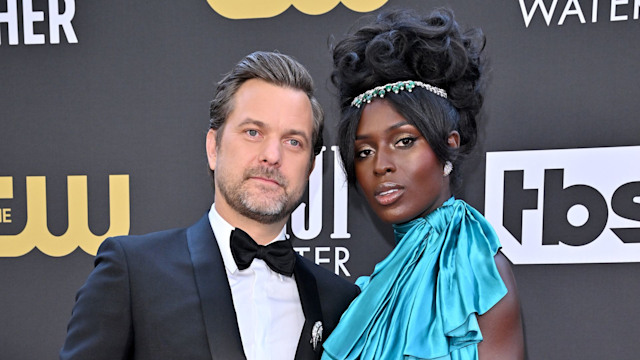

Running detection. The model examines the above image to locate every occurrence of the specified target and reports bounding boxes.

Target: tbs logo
[485,146,640,264]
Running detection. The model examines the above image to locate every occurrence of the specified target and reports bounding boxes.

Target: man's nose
[259,139,282,166]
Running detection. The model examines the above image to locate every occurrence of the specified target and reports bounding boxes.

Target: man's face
[207,78,315,225]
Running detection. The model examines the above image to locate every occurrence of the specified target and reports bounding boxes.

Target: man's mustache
[243,167,288,187]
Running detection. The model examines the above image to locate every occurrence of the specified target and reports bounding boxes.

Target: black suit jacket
[60,215,359,360]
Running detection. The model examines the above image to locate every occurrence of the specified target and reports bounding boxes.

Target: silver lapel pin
[310,321,323,351]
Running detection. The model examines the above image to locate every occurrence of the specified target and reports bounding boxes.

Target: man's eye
[247,129,258,137]
[287,139,302,147]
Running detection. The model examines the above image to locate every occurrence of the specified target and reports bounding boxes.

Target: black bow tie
[230,228,296,277]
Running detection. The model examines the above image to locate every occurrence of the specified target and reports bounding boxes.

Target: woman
[322,8,524,360]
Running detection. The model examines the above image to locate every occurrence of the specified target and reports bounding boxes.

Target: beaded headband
[350,80,447,109]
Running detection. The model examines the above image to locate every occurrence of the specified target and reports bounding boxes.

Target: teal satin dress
[322,198,507,360]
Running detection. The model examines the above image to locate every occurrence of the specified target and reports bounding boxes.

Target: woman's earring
[443,161,453,177]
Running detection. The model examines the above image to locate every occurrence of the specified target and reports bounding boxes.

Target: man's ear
[447,131,461,149]
[206,129,218,171]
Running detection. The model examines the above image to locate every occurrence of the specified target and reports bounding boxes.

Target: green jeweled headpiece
[350,80,447,109]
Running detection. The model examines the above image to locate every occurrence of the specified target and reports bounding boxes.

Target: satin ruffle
[322,198,507,360]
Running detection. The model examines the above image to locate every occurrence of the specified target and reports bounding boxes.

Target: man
[60,51,359,360]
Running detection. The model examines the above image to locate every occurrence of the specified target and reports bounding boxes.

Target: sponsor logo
[0,175,129,257]
[291,146,352,276]
[0,148,353,274]
[518,0,640,27]
[0,0,77,45]
[205,0,387,20]
[0,149,353,274]
[485,146,640,264]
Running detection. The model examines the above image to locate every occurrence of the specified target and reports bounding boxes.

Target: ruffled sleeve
[429,201,506,357]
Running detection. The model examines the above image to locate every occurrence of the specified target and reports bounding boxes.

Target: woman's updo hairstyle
[331,8,486,191]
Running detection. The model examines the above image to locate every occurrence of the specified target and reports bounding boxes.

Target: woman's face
[354,99,453,224]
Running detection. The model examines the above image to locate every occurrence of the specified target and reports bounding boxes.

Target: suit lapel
[293,256,324,360]
[187,215,246,360]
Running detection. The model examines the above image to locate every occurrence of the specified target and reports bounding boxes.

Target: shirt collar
[208,203,288,274]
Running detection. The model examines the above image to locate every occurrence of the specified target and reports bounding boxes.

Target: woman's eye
[356,149,373,158]
[396,137,416,147]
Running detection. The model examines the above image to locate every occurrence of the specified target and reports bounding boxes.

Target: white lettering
[519,0,559,27]
[0,0,19,45]
[330,146,351,239]
[314,247,331,265]
[291,147,325,240]
[334,247,350,276]
[611,0,629,20]
[0,0,76,46]
[559,0,587,24]
[520,0,639,26]
[22,0,45,45]
[49,0,77,44]
[293,246,351,276]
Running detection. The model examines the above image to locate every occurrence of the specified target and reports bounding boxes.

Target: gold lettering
[1,209,10,223]
[206,0,387,19]
[0,175,130,257]
[0,177,14,224]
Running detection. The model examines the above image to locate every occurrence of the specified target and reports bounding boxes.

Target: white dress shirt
[209,204,305,360]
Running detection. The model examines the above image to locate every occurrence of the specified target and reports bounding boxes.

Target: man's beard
[216,166,306,224]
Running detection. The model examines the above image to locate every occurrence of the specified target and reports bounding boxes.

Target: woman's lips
[374,183,405,206]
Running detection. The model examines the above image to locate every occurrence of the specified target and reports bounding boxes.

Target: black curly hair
[331,8,486,192]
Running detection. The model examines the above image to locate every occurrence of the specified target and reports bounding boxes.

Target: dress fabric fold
[322,198,507,360]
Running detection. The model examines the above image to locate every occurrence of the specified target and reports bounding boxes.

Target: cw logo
[206,0,387,19]
[0,175,130,257]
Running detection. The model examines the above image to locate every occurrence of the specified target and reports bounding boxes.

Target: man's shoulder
[105,226,188,250]
[100,214,210,255]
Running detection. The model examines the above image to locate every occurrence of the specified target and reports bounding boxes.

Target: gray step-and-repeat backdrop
[2,0,639,359]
